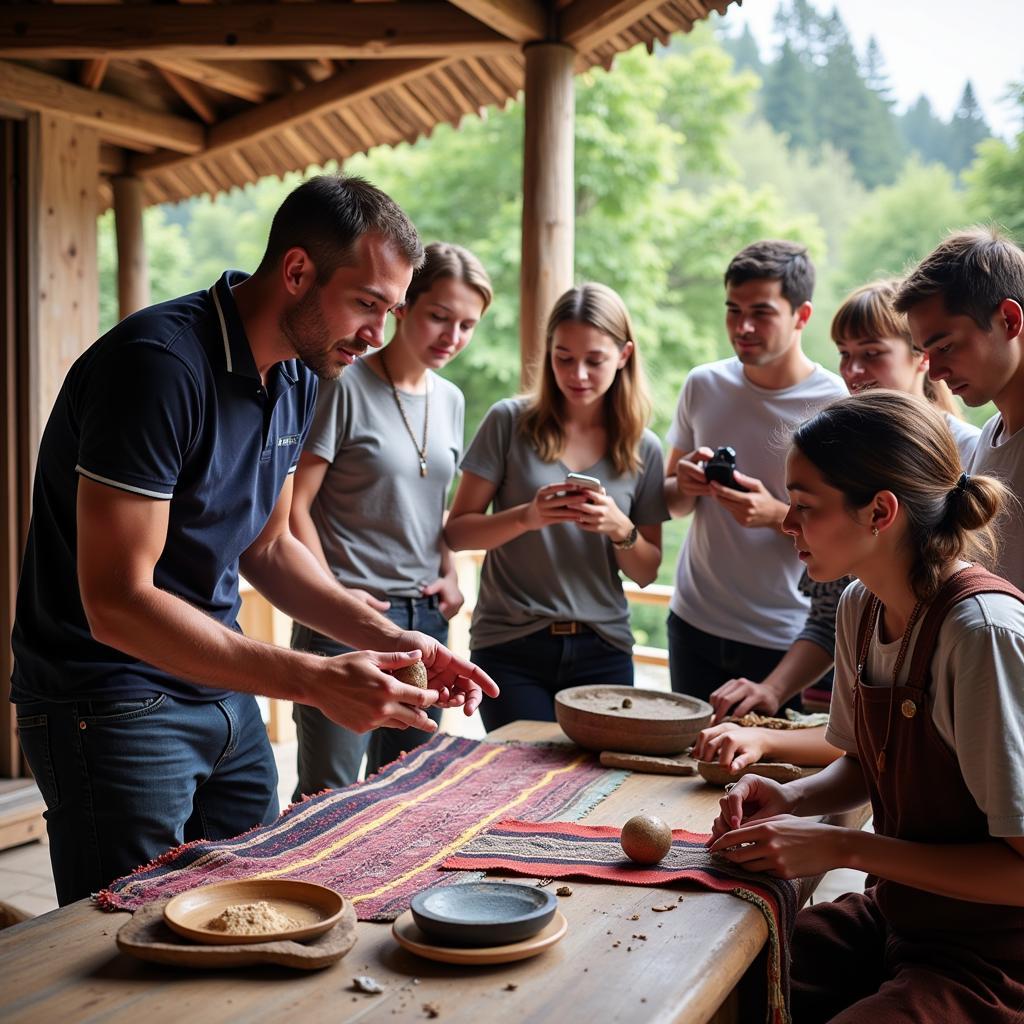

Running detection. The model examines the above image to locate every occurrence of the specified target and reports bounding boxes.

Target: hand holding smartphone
[565,472,602,492]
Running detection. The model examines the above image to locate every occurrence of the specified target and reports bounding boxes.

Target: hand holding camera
[703,446,750,493]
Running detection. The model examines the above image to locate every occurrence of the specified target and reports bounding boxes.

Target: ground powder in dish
[206,900,301,935]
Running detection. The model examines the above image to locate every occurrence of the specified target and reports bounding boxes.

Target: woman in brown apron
[708,390,1024,1022]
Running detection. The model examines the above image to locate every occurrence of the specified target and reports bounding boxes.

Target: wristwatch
[612,523,639,550]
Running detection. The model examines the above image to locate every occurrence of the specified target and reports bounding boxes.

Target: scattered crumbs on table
[632,933,647,940]
[678,895,685,902]
[412,978,420,985]
[556,886,573,897]
[353,976,385,994]
[536,877,553,887]
[612,941,621,948]
[651,904,677,912]
[423,1003,441,1018]
[504,983,518,991]
[626,946,633,952]
[629,913,640,921]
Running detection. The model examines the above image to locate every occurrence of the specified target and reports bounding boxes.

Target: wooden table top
[0,721,835,1024]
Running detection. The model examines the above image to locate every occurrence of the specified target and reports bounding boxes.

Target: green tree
[762,40,816,150]
[948,81,992,174]
[964,84,1024,241]
[900,95,948,165]
[837,159,967,292]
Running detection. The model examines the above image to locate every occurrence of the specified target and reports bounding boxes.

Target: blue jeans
[472,627,634,732]
[290,596,447,797]
[667,611,798,709]
[15,691,278,906]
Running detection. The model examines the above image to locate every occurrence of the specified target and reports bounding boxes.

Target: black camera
[704,446,748,492]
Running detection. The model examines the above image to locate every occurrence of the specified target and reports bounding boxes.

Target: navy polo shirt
[11,271,318,703]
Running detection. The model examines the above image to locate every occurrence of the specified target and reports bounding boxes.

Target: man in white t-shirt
[896,228,1024,587]
[664,240,847,702]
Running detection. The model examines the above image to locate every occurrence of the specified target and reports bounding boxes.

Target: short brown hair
[792,390,1007,601]
[894,227,1024,329]
[257,174,423,283]
[725,240,815,309]
[405,242,493,314]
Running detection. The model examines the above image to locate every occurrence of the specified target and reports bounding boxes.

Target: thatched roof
[0,1,739,207]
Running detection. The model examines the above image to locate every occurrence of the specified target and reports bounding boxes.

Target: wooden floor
[0,665,867,922]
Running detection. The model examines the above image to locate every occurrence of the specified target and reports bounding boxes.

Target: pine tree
[863,36,895,107]
[900,95,947,164]
[763,40,816,150]
[721,24,763,77]
[948,81,991,173]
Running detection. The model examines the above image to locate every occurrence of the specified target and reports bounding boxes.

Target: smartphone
[565,472,602,491]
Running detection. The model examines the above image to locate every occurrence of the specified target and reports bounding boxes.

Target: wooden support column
[519,41,574,390]
[112,175,150,320]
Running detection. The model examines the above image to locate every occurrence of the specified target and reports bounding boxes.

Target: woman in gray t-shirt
[288,243,493,795]
[446,283,669,730]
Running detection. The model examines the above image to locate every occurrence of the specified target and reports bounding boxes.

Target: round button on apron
[900,699,917,719]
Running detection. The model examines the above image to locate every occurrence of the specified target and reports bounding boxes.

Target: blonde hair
[404,241,493,313]
[831,279,961,418]
[519,283,651,476]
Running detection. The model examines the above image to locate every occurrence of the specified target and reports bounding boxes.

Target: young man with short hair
[11,174,498,904]
[896,228,1024,587]
[664,240,847,702]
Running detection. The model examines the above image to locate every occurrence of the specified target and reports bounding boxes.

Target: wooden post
[112,175,150,320]
[519,41,574,390]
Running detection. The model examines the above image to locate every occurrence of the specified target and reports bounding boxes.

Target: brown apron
[789,566,1024,1022]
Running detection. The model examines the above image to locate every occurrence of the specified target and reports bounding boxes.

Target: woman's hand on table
[421,574,465,620]
[397,629,500,714]
[520,483,590,532]
[692,723,767,772]
[708,815,848,879]
[707,775,795,844]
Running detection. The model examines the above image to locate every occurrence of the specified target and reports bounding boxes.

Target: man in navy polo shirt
[11,175,499,905]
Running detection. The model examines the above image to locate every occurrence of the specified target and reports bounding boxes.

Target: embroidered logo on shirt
[277,434,301,447]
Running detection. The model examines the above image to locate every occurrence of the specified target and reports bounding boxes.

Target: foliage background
[98,3,1024,649]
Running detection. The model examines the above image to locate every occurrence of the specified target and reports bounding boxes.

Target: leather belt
[549,621,590,636]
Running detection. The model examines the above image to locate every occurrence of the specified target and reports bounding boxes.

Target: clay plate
[410,882,557,947]
[163,879,345,945]
[555,685,712,755]
[392,909,568,965]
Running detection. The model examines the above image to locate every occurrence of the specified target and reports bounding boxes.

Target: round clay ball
[391,660,428,689]
[620,814,672,865]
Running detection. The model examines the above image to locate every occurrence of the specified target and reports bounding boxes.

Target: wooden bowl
[554,685,713,755]
[163,879,346,946]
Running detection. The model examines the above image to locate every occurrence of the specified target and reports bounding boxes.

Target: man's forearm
[760,640,835,706]
[240,532,401,650]
[664,477,697,518]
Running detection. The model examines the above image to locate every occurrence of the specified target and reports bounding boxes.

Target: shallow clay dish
[410,882,557,947]
[555,685,712,755]
[392,909,568,965]
[163,879,346,945]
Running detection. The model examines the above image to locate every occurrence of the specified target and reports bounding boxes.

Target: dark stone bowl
[409,882,558,948]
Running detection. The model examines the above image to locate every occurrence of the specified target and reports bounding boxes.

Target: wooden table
[0,721,859,1024]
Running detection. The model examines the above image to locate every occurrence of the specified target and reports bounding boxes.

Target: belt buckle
[550,621,578,636]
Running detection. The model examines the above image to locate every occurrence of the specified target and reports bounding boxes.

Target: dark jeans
[667,611,795,709]
[472,626,635,732]
[15,690,278,906]
[290,596,447,798]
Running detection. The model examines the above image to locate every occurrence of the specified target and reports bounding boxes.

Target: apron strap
[906,566,1024,687]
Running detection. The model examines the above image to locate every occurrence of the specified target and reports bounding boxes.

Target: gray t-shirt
[666,357,848,649]
[826,579,1024,838]
[305,355,464,599]
[946,411,980,468]
[968,413,1024,590]
[461,397,669,653]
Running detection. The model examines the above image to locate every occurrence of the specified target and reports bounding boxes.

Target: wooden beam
[131,57,444,176]
[155,65,216,124]
[560,0,666,52]
[149,58,286,104]
[112,176,150,320]
[0,5,517,60]
[0,61,204,153]
[519,42,574,391]
[445,0,548,42]
[99,142,127,176]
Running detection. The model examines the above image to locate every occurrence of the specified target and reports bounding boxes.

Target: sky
[721,0,1024,138]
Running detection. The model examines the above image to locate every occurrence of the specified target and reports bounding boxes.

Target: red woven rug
[97,736,625,921]
[443,818,799,1024]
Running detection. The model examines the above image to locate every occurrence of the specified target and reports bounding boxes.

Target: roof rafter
[560,0,668,53]
[0,4,516,60]
[0,59,204,153]
[444,0,548,43]
[130,57,446,176]
[148,58,287,104]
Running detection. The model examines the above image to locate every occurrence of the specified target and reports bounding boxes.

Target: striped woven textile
[444,819,799,1024]
[97,735,625,921]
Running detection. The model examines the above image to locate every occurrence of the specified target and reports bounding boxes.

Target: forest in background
[97,1,1024,647]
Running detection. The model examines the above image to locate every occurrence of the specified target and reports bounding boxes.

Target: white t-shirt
[945,412,980,468]
[969,413,1024,589]
[666,357,847,649]
[826,580,1024,838]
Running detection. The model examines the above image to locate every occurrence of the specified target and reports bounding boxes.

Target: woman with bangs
[445,283,668,730]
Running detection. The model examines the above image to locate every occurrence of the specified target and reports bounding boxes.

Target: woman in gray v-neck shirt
[446,283,669,730]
